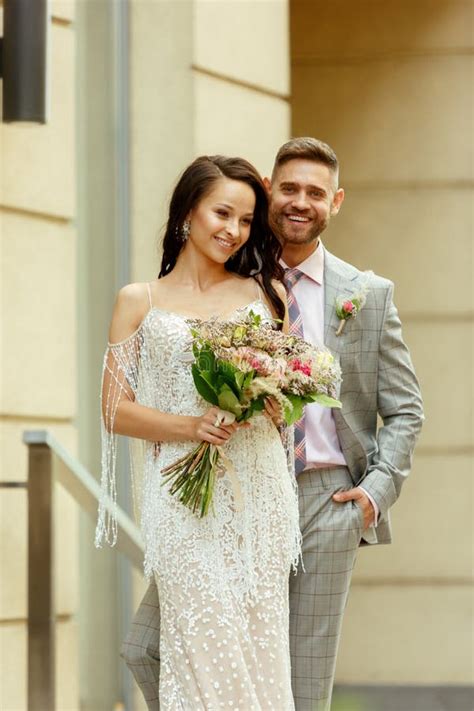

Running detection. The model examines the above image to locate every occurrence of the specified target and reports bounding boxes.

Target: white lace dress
[96,299,301,710]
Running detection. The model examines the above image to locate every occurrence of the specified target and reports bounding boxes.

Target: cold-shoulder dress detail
[96,299,300,710]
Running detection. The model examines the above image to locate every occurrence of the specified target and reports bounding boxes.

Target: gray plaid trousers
[121,582,161,709]
[289,467,362,711]
[121,466,362,711]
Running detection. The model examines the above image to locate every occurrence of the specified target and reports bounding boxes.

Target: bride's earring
[181,220,191,241]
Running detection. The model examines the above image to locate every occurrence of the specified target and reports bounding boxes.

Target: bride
[96,155,301,710]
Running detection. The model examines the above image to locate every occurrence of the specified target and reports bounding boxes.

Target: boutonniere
[335,271,373,336]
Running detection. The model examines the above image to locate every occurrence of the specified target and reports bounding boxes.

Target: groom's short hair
[272,137,339,188]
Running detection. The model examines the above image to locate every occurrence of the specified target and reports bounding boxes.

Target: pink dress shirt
[281,243,379,526]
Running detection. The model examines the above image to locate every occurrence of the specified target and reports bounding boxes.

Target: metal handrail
[20,429,144,711]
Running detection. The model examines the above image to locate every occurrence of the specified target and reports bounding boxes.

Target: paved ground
[332,685,473,711]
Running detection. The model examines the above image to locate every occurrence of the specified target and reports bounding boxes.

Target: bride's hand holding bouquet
[191,406,249,446]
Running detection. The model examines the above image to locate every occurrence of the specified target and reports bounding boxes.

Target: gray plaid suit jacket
[322,248,424,544]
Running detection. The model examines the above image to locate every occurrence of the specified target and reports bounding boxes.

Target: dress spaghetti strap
[146,282,153,309]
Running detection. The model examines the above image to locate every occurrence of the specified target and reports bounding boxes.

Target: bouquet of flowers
[161,311,342,517]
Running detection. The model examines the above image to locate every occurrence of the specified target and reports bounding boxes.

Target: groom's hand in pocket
[332,487,375,528]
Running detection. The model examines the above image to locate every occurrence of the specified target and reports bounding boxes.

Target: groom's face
[266,159,343,246]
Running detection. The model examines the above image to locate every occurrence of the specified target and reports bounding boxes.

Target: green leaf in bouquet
[192,365,219,405]
[232,325,248,341]
[219,359,238,379]
[238,408,252,422]
[199,370,219,397]
[243,371,255,389]
[234,370,247,391]
[252,396,265,411]
[283,399,294,423]
[243,396,265,419]
[217,383,242,416]
[196,346,215,372]
[283,394,305,425]
[200,370,219,390]
[248,309,261,327]
[216,372,240,398]
[308,393,342,409]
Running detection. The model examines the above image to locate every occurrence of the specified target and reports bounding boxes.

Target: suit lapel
[323,248,357,352]
[323,265,341,351]
[323,249,368,479]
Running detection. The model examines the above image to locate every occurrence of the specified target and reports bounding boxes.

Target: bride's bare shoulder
[108,282,150,343]
[116,282,149,308]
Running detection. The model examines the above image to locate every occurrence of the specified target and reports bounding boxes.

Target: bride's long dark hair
[159,155,285,325]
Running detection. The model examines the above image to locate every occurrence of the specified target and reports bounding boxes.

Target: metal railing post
[27,441,55,710]
[21,429,143,708]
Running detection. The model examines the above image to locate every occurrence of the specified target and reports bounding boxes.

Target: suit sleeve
[359,283,424,519]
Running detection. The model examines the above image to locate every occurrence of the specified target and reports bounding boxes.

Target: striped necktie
[284,268,307,475]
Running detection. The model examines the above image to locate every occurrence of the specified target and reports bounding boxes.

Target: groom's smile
[286,214,311,223]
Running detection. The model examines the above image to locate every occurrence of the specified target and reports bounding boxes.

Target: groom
[121,137,424,710]
[265,137,424,709]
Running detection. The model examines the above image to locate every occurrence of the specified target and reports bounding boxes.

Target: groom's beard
[269,210,329,246]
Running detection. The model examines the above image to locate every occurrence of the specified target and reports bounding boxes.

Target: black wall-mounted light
[0,0,49,123]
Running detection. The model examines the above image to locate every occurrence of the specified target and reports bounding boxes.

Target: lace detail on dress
[96,299,300,709]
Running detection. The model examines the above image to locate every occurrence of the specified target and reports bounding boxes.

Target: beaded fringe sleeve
[95,330,147,548]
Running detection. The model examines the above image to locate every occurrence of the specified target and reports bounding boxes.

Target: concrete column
[76,1,128,707]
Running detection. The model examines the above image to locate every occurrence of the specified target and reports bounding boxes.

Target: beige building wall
[291,0,473,685]
[0,2,79,709]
